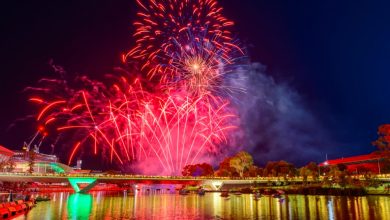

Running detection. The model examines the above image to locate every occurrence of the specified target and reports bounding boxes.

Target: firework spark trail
[27,0,244,175]
[29,74,236,174]
[125,0,244,96]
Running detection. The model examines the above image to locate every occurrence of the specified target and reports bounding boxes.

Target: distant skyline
[0,1,389,168]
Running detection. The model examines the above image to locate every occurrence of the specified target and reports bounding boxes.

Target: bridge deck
[0,173,388,184]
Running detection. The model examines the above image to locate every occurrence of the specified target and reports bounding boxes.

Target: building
[11,150,74,173]
[12,151,58,163]
[0,145,14,163]
[319,152,387,174]
[0,144,75,174]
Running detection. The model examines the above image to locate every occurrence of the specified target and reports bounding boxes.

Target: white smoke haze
[228,62,334,166]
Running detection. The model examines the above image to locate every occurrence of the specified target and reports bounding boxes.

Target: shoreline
[0,183,388,197]
[194,185,390,196]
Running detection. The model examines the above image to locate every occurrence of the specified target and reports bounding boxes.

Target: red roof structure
[320,152,384,166]
[0,145,14,157]
[319,152,386,174]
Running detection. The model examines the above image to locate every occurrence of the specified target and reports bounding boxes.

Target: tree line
[182,124,390,180]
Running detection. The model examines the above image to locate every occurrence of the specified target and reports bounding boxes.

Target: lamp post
[377,159,381,174]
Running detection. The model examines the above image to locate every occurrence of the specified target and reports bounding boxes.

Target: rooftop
[0,145,14,157]
[320,152,385,166]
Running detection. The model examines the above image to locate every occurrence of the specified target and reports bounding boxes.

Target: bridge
[0,173,389,193]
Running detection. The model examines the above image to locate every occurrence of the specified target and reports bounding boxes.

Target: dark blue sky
[225,1,390,158]
[0,0,389,165]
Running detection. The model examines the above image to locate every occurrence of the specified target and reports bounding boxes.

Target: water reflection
[67,194,92,219]
[15,192,390,219]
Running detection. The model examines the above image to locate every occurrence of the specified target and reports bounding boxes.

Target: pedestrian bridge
[0,173,388,193]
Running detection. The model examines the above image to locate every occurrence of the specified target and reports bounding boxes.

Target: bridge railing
[0,172,389,181]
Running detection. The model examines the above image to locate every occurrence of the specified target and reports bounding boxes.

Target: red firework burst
[26,0,243,175]
[29,73,236,174]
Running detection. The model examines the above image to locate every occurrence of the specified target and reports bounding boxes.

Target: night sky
[1,0,389,168]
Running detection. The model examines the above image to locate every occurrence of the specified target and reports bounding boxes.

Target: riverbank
[186,184,390,196]
[255,184,390,196]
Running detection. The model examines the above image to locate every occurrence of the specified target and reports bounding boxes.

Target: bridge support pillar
[131,184,137,192]
[202,180,223,191]
[68,178,98,193]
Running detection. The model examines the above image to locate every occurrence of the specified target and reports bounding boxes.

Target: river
[14,191,390,219]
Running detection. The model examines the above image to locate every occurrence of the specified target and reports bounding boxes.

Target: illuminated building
[12,150,58,163]
[11,150,74,173]
[0,145,74,174]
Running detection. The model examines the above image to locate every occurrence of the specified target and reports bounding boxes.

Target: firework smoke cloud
[230,63,335,165]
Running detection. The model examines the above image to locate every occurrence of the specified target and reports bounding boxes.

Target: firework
[29,73,236,174]
[124,0,243,96]
[26,0,243,175]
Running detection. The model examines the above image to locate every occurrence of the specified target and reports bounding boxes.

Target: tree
[306,162,319,179]
[264,160,296,178]
[300,162,320,184]
[200,163,214,176]
[215,168,231,177]
[215,157,234,177]
[279,161,297,179]
[182,163,214,177]
[219,157,232,170]
[326,165,349,187]
[245,165,263,177]
[182,165,197,176]
[299,167,310,184]
[372,124,390,158]
[264,161,276,177]
[337,164,348,172]
[320,165,330,176]
[380,158,390,173]
[229,151,253,177]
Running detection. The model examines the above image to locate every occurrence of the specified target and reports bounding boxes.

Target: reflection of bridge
[0,173,389,193]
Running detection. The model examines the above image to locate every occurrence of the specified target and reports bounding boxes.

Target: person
[8,190,13,202]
